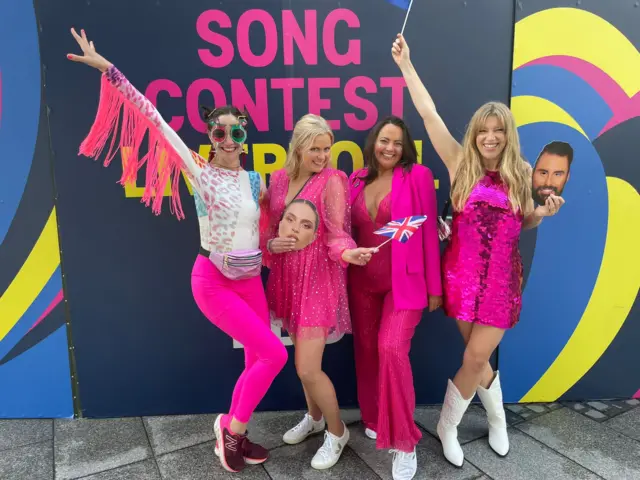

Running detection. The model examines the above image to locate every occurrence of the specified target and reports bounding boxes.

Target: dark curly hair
[362,115,418,185]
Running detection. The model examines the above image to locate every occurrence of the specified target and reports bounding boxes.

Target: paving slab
[156,441,270,479]
[143,414,216,456]
[465,427,599,480]
[77,459,161,480]
[0,440,53,480]
[54,418,152,480]
[0,419,53,451]
[516,408,640,479]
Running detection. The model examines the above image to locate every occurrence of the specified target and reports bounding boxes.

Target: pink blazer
[349,165,443,311]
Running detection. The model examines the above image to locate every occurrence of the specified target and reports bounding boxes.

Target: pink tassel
[79,76,185,220]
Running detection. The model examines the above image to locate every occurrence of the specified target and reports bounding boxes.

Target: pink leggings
[191,255,288,424]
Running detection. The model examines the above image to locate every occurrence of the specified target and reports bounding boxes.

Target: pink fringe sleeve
[79,66,200,220]
[321,172,357,268]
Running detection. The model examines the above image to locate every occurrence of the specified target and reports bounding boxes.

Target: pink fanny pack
[209,249,263,280]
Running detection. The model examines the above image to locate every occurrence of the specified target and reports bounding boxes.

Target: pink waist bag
[209,249,263,280]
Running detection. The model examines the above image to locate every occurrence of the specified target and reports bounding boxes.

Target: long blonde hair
[285,114,334,180]
[451,102,532,214]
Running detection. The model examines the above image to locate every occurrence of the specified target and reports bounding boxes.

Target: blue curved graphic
[0,267,62,361]
[0,326,73,418]
[513,65,613,140]
[501,123,608,400]
[0,1,41,246]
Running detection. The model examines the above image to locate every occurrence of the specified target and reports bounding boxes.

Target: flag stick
[376,238,393,250]
[400,0,414,36]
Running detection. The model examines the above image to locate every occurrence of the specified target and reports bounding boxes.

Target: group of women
[68,27,564,480]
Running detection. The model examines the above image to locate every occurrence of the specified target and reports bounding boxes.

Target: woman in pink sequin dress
[393,34,565,468]
[262,114,375,470]
[348,116,442,480]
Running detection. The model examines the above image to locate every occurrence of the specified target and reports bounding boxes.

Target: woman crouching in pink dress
[262,114,375,470]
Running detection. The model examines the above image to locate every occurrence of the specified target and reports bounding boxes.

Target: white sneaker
[311,423,349,470]
[365,428,377,440]
[391,448,417,480]
[283,413,325,445]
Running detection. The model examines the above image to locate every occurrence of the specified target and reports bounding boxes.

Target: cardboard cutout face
[279,200,319,250]
[532,141,573,205]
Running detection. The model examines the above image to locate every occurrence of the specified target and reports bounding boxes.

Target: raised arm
[67,28,202,219]
[392,34,462,181]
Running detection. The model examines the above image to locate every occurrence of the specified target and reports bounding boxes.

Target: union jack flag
[374,215,427,243]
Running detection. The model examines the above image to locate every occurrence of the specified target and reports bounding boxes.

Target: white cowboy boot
[436,379,472,467]
[477,371,510,456]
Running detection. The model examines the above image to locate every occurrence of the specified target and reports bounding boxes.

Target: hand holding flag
[373,215,427,249]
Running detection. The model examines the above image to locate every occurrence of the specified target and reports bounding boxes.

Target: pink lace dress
[262,168,357,341]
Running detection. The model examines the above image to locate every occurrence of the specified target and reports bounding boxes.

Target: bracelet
[266,239,274,253]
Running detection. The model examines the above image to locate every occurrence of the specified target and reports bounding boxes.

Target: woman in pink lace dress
[393,34,565,468]
[262,114,375,470]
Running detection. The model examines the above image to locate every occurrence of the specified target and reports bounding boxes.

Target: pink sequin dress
[263,168,357,341]
[442,170,524,329]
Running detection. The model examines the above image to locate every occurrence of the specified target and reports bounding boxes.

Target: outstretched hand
[391,34,411,67]
[67,28,112,72]
[534,193,565,218]
[342,247,378,266]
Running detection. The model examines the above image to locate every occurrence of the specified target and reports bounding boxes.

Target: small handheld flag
[374,215,427,248]
[385,0,414,35]
[400,0,414,35]
[386,0,412,9]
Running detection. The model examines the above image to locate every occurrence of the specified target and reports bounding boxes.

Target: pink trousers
[191,255,287,423]
[350,288,423,452]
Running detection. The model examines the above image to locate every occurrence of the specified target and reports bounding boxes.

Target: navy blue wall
[36,0,514,417]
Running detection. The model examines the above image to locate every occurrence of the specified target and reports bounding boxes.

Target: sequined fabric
[263,168,356,341]
[348,189,423,452]
[442,171,524,329]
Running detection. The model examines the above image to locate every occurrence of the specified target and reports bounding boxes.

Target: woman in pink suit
[348,116,443,480]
